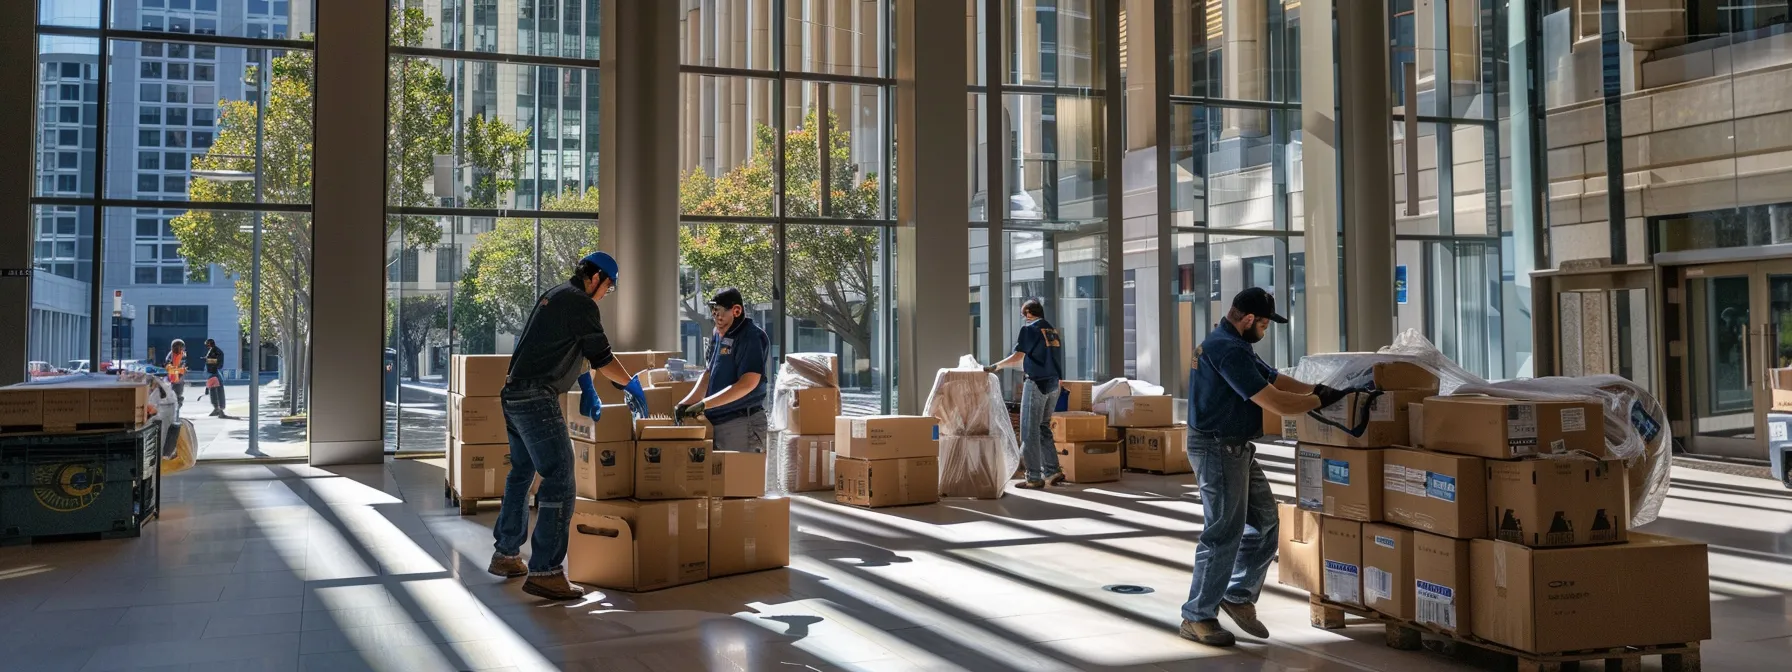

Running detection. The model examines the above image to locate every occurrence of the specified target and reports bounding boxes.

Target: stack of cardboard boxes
[834,416,940,507]
[778,354,843,494]
[1051,409,1120,484]
[1112,395,1189,475]
[1279,369,1711,656]
[0,379,150,434]
[932,369,1015,497]
[447,354,514,505]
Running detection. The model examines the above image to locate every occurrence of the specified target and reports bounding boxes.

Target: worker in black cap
[1178,287,1350,647]
[675,287,772,453]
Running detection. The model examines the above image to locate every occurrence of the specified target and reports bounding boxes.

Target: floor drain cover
[1102,584,1154,595]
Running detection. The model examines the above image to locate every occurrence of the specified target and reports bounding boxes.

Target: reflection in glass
[787,225,887,398]
[678,223,778,370]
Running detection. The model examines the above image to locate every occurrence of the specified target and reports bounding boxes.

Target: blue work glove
[578,372,602,422]
[622,375,649,418]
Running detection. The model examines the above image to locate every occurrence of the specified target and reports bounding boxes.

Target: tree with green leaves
[387,295,448,381]
[460,187,603,339]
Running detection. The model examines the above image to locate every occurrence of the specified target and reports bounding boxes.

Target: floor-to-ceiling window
[31,0,316,459]
[678,0,895,415]
[383,0,603,452]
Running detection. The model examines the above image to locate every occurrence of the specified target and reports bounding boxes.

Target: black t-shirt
[1013,318,1065,392]
[504,277,617,394]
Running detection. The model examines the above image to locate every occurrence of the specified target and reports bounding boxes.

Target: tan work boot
[487,553,526,578]
[1178,619,1236,647]
[1220,600,1269,638]
[521,572,587,600]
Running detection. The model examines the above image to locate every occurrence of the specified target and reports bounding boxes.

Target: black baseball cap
[709,287,744,309]
[1231,287,1288,323]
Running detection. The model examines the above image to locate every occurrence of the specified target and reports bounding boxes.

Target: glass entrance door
[1681,260,1792,459]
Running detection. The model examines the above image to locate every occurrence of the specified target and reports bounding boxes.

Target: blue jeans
[1018,381,1062,481]
[1182,432,1278,622]
[492,387,577,575]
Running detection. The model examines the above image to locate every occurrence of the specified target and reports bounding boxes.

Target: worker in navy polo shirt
[675,287,772,452]
[984,298,1067,489]
[1179,287,1349,647]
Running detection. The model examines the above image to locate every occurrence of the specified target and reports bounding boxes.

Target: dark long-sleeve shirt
[503,277,617,394]
[203,346,224,375]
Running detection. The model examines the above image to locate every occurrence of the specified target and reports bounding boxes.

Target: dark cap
[709,287,744,309]
[1231,287,1288,323]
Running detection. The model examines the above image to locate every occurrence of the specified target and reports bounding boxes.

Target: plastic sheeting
[1287,330,1487,394]
[767,353,840,496]
[1089,378,1167,414]
[925,356,1022,499]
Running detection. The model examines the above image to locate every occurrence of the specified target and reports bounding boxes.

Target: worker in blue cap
[674,287,772,453]
[489,251,648,600]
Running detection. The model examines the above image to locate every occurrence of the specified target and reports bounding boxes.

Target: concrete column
[1299,0,1342,354]
[1221,0,1267,137]
[309,0,391,465]
[895,0,971,414]
[1104,0,1125,381]
[1337,0,1396,350]
[0,1,31,386]
[601,0,681,351]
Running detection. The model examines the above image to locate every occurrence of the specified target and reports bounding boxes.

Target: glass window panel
[115,0,314,37]
[783,0,886,78]
[782,80,886,219]
[786,225,887,397]
[1001,93,1107,227]
[39,0,101,29]
[678,74,779,217]
[678,223,777,368]
[389,0,597,58]
[1001,230,1108,387]
[679,0,773,70]
[1205,233,1303,367]
[1004,0,1106,89]
[35,36,99,199]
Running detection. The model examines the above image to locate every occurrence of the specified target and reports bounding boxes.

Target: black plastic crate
[0,425,160,544]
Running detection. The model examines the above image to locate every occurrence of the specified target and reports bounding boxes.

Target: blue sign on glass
[1426,472,1457,502]
[1324,459,1350,485]
[1395,265,1409,305]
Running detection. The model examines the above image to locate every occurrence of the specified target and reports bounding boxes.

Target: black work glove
[1314,384,1350,409]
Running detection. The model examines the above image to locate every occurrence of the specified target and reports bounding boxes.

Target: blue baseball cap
[581,251,619,286]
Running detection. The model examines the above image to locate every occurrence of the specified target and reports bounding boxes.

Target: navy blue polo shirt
[1014,318,1065,393]
[704,316,770,420]
[1188,320,1279,438]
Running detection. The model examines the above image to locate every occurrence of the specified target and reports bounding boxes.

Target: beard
[1241,325,1266,343]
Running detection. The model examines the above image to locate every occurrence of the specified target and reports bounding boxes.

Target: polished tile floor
[2,444,1789,671]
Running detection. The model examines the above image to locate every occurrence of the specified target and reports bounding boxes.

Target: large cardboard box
[707,497,792,578]
[40,388,87,427]
[835,415,939,460]
[1057,441,1122,483]
[1423,396,1607,459]
[788,388,842,435]
[1262,406,1293,438]
[785,434,837,492]
[1050,412,1108,443]
[1124,427,1191,473]
[1276,503,1323,594]
[1362,523,1415,621]
[1059,380,1096,412]
[637,416,713,440]
[452,355,511,397]
[563,393,632,444]
[451,441,510,498]
[712,451,767,498]
[1414,531,1472,636]
[450,394,506,445]
[86,383,149,427]
[1321,517,1366,608]
[1296,444,1324,511]
[834,456,940,507]
[1772,367,1792,390]
[1470,534,1711,654]
[569,498,709,591]
[635,438,714,499]
[1297,445,1384,521]
[641,387,680,417]
[1293,389,1431,448]
[1488,458,1628,547]
[639,425,708,441]
[0,387,42,427]
[1382,448,1487,538]
[1106,395,1175,428]
[613,350,680,373]
[573,440,633,500]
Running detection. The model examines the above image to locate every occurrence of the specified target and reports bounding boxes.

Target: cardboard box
[452,355,511,397]
[640,425,708,441]
[1408,402,1426,448]
[1296,444,1324,511]
[1322,517,1366,608]
[1106,395,1175,428]
[40,388,89,427]
[613,350,680,373]
[1262,406,1288,438]
[1362,523,1415,621]
[1105,426,1122,442]
[835,415,939,460]
[1124,427,1191,474]
[786,352,840,385]
[938,435,1007,498]
[641,386,679,417]
[451,441,511,498]
[1057,441,1122,483]
[573,440,633,500]
[1059,380,1096,412]
[660,380,699,404]
[1383,448,1487,538]
[1488,458,1628,547]
[1297,445,1384,521]
[1470,534,1711,654]
[635,438,714,499]
[1776,388,1792,412]
[712,450,767,498]
[1422,396,1607,459]
[563,393,632,444]
[707,497,792,577]
[785,434,837,492]
[834,456,940,507]
[1773,367,1792,391]
[1276,502,1323,593]
[569,498,708,591]
[788,388,841,435]
[1293,389,1430,448]
[1050,412,1108,443]
[1413,531,1472,636]
[449,394,506,445]
[0,386,42,427]
[591,373,625,405]
[637,416,713,440]
[86,383,149,427]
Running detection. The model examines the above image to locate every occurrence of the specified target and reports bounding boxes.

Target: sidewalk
[185,379,309,460]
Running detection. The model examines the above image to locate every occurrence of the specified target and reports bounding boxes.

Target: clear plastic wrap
[1287,330,1489,394]
[766,353,840,496]
[923,355,1022,499]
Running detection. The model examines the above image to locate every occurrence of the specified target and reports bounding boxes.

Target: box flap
[640,425,709,441]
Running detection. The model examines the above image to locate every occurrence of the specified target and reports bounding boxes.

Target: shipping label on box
[785,434,837,492]
[1381,448,1487,538]
[1296,445,1324,511]
[1050,412,1108,443]
[1317,446,1384,522]
[707,497,792,578]
[1487,458,1628,548]
[452,441,511,498]
[1321,517,1365,608]
[789,388,842,435]
[834,456,940,507]
[1423,396,1607,459]
[835,416,939,460]
[573,440,633,500]
[1106,395,1175,428]
[1470,535,1711,654]
[712,450,768,498]
[1123,427,1191,474]
[1413,531,1471,636]
[569,498,708,592]
[563,393,632,444]
[1059,380,1096,412]
[635,440,714,499]
[450,394,507,444]
[452,355,511,397]
[1362,523,1415,621]
[1293,389,1428,448]
[1276,502,1323,593]
[1057,441,1121,483]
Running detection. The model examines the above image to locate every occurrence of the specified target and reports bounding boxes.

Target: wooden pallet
[443,482,536,516]
[1309,596,1702,672]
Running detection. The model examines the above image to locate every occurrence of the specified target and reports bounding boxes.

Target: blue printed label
[933,425,940,441]
[1426,472,1457,502]
[1324,459,1350,485]
[1416,580,1453,599]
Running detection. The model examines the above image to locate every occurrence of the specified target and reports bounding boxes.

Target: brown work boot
[1178,619,1236,647]
[521,572,587,601]
[487,552,526,578]
[1220,600,1270,638]
[1044,470,1068,487]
